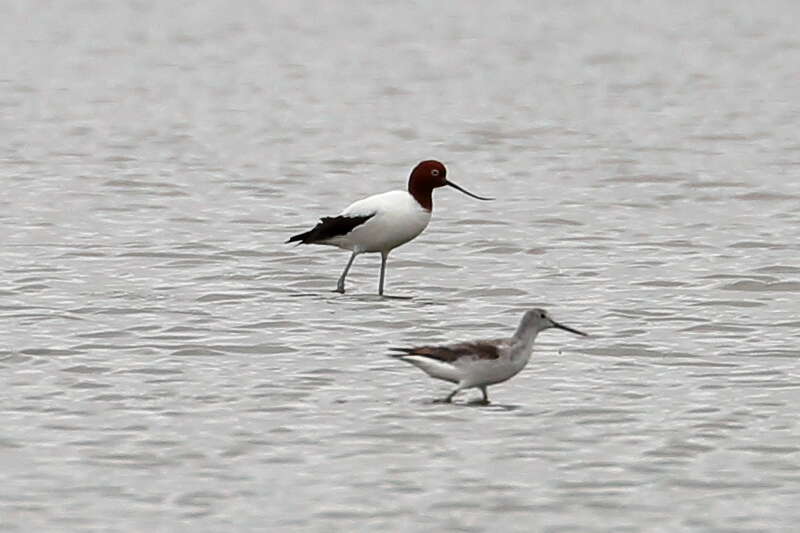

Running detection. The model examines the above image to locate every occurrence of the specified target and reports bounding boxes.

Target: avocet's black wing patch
[286,213,375,244]
[390,341,502,363]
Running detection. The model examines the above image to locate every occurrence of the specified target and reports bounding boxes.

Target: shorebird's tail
[387,347,461,383]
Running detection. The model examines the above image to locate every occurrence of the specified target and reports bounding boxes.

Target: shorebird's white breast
[457,350,530,387]
[336,190,431,253]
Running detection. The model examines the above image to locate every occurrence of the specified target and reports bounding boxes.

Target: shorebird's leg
[336,252,357,293]
[434,388,460,403]
[378,252,389,296]
[479,386,490,405]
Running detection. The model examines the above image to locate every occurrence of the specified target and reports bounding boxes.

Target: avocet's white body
[325,190,431,253]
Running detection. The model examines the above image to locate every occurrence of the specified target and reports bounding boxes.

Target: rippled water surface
[3,1,800,531]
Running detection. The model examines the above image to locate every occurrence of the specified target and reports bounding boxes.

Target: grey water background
[2,1,800,531]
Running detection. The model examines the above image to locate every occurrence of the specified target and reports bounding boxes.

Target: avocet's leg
[378,251,389,296]
[336,252,358,293]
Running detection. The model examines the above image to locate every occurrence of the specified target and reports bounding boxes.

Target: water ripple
[3,2,800,532]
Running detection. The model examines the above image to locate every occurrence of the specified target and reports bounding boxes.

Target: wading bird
[287,160,492,295]
[390,308,587,404]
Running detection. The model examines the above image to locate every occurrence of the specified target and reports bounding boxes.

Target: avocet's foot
[433,397,452,404]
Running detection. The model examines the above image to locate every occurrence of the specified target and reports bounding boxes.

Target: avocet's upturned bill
[286,160,492,295]
[390,309,587,404]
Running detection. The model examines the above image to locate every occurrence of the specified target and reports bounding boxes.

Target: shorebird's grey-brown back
[389,308,587,404]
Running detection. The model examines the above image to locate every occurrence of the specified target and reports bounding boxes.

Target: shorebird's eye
[431,169,440,177]
[539,312,546,319]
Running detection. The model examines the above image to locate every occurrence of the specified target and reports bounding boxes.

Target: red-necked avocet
[286,160,492,295]
[390,309,587,404]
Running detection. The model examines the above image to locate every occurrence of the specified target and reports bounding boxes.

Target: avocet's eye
[431,169,440,177]
[539,312,546,319]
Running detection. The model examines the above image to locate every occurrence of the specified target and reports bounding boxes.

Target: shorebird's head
[521,308,587,337]
[408,160,494,210]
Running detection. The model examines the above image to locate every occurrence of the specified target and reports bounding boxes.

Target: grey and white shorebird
[389,308,587,404]
[286,160,492,295]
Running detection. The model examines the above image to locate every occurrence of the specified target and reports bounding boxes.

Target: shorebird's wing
[286,213,375,244]
[390,340,503,363]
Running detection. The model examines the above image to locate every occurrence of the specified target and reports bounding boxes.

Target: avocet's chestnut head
[411,160,448,188]
[407,160,493,211]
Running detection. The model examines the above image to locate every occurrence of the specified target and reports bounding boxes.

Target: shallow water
[3,1,800,531]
